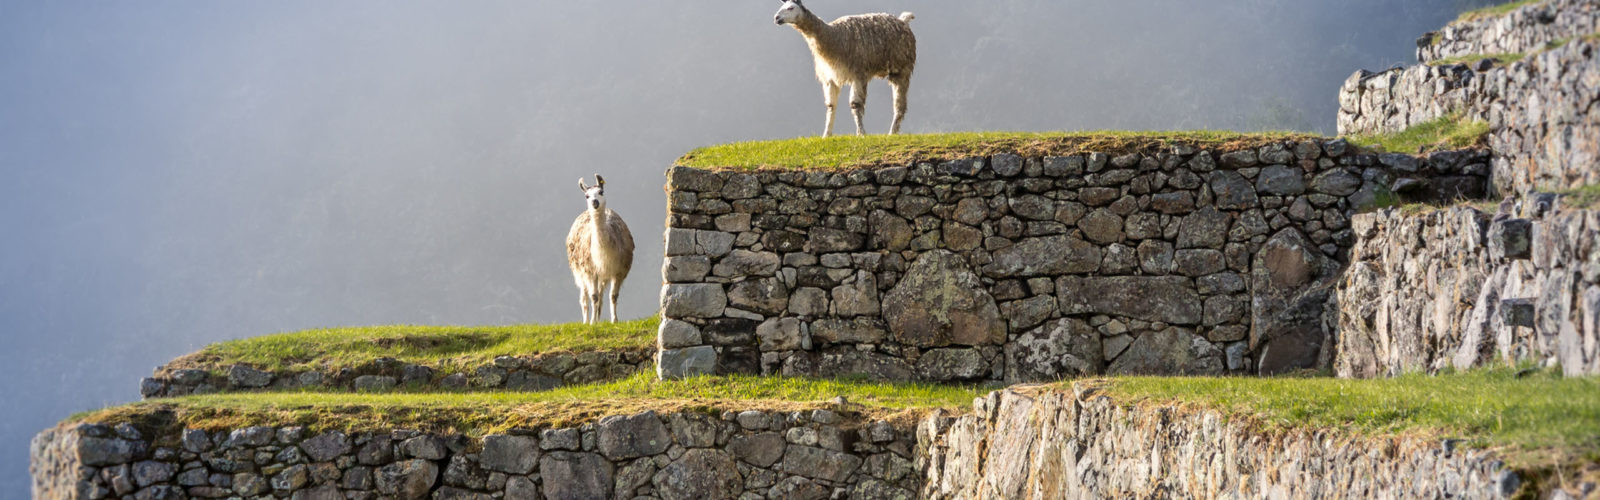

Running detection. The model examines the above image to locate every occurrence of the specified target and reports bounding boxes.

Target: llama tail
[899,12,915,23]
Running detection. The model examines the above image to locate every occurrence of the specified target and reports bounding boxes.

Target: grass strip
[161,316,659,377]
[73,372,985,435]
[1454,0,1543,24]
[1347,112,1489,154]
[1103,366,1600,468]
[675,131,1317,171]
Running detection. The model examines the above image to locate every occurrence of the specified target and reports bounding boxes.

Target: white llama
[774,0,917,136]
[566,175,635,324]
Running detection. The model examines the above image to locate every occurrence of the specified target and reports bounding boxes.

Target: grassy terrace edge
[72,372,986,435]
[75,367,1598,467]
[1348,112,1490,154]
[674,131,1320,171]
[1452,0,1542,24]
[1102,366,1600,469]
[159,316,659,377]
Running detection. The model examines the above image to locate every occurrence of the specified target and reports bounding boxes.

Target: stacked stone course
[140,348,653,398]
[917,385,1522,499]
[32,408,919,500]
[1416,0,1600,64]
[1339,20,1600,195]
[659,142,1490,382]
[1337,198,1600,377]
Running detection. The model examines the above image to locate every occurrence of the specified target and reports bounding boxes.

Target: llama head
[578,175,606,212]
[774,0,806,25]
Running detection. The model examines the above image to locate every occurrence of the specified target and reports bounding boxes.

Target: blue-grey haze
[1,0,1494,493]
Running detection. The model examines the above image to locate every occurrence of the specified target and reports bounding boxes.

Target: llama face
[579,177,607,212]
[774,0,804,25]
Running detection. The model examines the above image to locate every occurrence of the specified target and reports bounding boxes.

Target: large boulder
[373,459,438,500]
[1251,228,1341,375]
[984,235,1101,277]
[653,449,742,500]
[1106,327,1223,375]
[884,251,1006,347]
[1005,318,1103,382]
[597,411,671,460]
[540,451,613,500]
[1056,276,1202,325]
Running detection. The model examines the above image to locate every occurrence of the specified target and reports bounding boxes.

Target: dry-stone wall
[32,408,920,500]
[1338,23,1600,195]
[917,384,1524,499]
[1336,198,1600,377]
[1416,0,1600,64]
[140,348,653,398]
[658,142,1490,382]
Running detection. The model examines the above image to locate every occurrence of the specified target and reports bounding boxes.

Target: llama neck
[790,10,831,45]
[588,209,616,254]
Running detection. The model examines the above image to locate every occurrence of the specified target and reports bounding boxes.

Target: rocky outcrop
[917,384,1523,499]
[32,408,919,500]
[1338,27,1600,196]
[1335,199,1600,377]
[1416,0,1600,64]
[141,348,653,398]
[659,144,1490,382]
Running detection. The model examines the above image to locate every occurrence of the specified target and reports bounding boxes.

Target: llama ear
[595,175,606,187]
[578,179,588,192]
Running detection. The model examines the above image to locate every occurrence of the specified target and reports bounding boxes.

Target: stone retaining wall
[1335,199,1600,377]
[917,384,1523,499]
[1337,29,1600,196]
[140,348,654,398]
[31,408,919,500]
[657,143,1490,382]
[1416,0,1600,64]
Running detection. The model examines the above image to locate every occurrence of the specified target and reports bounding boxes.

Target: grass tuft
[1453,0,1543,24]
[1347,112,1489,154]
[161,316,659,376]
[1103,365,1600,468]
[1557,183,1600,209]
[676,131,1318,171]
[72,372,985,436]
[1428,52,1526,67]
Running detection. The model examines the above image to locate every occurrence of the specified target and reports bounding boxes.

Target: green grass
[163,316,659,376]
[1428,52,1526,67]
[73,372,985,435]
[675,131,1318,170]
[1453,0,1542,24]
[1347,112,1490,154]
[1104,366,1600,468]
[1557,183,1600,209]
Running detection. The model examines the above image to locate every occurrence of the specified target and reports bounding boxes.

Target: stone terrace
[657,139,1491,383]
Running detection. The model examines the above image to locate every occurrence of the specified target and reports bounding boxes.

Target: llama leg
[849,82,868,136]
[890,76,909,134]
[588,280,604,325]
[822,81,840,137]
[578,283,593,324]
[608,279,621,323]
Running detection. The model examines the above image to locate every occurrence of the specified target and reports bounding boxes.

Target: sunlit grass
[1347,112,1489,154]
[1557,183,1600,209]
[163,316,659,376]
[73,372,985,434]
[1453,0,1542,24]
[1428,52,1525,67]
[676,131,1318,170]
[1104,365,1600,467]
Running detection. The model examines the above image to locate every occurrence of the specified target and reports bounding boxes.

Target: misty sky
[0,0,1494,492]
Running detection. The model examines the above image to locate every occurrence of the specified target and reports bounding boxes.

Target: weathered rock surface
[1337,205,1600,377]
[920,386,1524,499]
[884,251,1006,348]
